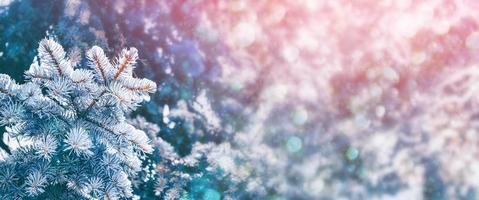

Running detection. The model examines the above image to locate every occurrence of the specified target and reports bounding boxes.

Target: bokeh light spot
[354,113,371,129]
[345,147,359,161]
[286,136,302,153]
[411,51,427,65]
[267,195,287,200]
[466,31,479,50]
[382,67,399,82]
[307,177,324,196]
[232,21,257,48]
[203,188,221,200]
[292,106,308,126]
[375,106,386,118]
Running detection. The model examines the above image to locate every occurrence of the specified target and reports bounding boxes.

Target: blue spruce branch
[0,39,156,199]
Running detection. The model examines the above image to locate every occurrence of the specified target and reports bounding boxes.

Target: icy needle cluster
[0,39,156,199]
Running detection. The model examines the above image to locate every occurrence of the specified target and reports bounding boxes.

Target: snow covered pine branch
[0,39,156,199]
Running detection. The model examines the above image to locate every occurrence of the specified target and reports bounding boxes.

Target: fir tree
[0,39,156,199]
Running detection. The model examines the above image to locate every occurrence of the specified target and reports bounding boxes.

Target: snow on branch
[0,39,157,199]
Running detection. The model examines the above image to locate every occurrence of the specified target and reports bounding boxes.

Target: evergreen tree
[0,39,156,199]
